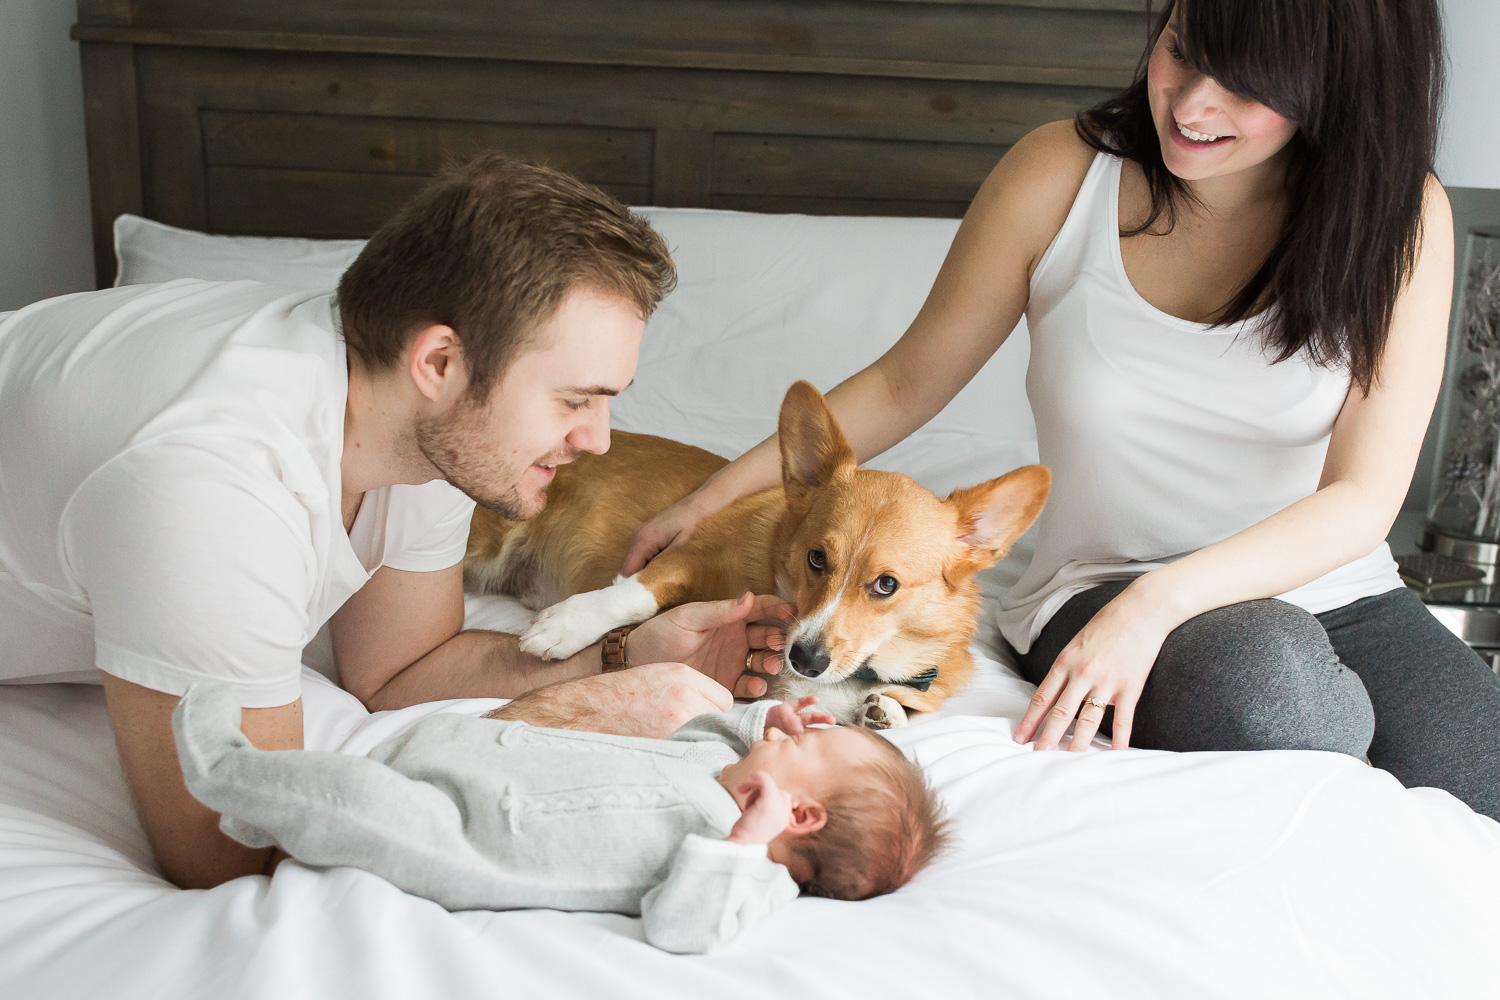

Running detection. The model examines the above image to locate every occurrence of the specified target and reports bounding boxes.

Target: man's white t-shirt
[0,280,476,707]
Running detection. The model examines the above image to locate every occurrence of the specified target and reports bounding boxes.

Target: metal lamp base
[1419,524,1499,584]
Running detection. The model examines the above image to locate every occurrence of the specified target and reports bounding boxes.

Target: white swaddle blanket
[173,684,797,953]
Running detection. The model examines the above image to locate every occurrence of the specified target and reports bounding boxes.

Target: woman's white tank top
[996,153,1404,654]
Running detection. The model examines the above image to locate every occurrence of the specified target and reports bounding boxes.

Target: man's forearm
[364,629,603,711]
[487,675,615,729]
[485,661,728,739]
[101,673,298,889]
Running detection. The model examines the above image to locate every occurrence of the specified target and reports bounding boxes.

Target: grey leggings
[1017,583,1500,821]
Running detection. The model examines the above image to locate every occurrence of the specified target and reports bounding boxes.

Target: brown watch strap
[601,624,638,672]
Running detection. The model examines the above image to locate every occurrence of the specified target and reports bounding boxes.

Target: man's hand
[764,696,836,737]
[488,661,732,738]
[629,593,794,699]
[726,771,795,846]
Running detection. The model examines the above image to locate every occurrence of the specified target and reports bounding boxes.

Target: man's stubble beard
[414,403,545,521]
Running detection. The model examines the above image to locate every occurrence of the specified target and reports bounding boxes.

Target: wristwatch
[601,625,638,672]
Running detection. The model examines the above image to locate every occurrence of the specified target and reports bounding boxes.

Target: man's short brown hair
[337,154,676,397]
[791,727,953,900]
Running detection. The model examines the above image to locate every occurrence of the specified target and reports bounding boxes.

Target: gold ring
[1084,697,1107,710]
[746,651,757,672]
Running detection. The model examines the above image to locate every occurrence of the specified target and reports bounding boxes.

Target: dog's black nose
[788,640,831,678]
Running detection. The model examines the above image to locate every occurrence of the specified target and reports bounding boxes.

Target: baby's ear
[787,798,827,837]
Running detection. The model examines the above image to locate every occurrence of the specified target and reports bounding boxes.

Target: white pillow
[113,214,363,289]
[617,208,1035,499]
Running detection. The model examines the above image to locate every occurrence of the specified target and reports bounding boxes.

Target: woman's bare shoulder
[1009,120,1099,172]
[967,121,1100,270]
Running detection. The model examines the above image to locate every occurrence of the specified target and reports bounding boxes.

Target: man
[0,155,787,890]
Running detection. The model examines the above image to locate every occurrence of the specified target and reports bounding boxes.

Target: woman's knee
[1140,600,1374,757]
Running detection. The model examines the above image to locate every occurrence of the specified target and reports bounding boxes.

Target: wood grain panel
[651,130,715,207]
[205,166,425,237]
[94,0,1151,89]
[78,0,1152,261]
[78,42,144,286]
[714,133,1005,203]
[205,165,650,237]
[711,194,971,219]
[201,111,653,184]
[139,47,1115,146]
[140,102,210,231]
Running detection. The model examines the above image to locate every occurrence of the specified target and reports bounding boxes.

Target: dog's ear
[944,465,1051,574]
[778,380,856,509]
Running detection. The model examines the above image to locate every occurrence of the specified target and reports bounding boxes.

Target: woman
[623,0,1500,819]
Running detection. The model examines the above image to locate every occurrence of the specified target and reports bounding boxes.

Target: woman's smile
[1172,119,1233,147]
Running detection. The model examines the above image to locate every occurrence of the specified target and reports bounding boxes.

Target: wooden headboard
[72,0,1153,287]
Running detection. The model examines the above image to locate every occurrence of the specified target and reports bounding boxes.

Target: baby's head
[719,724,952,900]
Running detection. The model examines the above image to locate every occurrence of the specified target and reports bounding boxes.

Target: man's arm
[330,564,606,710]
[332,566,792,720]
[488,662,734,738]
[330,564,737,737]
[101,673,302,889]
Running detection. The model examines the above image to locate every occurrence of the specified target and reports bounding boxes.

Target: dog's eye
[872,575,900,597]
[807,549,827,572]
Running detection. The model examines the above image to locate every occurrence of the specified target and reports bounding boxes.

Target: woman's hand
[619,496,710,577]
[764,696,836,737]
[1013,583,1175,751]
[620,494,715,576]
[727,771,795,846]
[628,593,794,699]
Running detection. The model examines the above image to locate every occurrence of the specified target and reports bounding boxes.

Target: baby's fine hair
[790,727,952,900]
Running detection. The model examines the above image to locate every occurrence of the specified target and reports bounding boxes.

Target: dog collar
[849,665,939,693]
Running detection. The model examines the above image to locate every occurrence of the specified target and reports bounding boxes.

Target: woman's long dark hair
[1077,0,1445,392]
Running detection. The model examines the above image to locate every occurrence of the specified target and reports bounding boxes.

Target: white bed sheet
[2,592,1498,1000]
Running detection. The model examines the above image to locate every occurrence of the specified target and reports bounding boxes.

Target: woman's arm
[622,121,1095,574]
[1017,177,1455,752]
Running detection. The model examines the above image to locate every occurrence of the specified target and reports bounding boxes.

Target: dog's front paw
[855,692,908,731]
[518,601,596,660]
[517,578,659,661]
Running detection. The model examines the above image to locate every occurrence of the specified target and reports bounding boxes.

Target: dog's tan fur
[466,381,1050,727]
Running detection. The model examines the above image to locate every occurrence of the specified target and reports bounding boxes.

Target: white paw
[518,576,658,661]
[855,692,908,731]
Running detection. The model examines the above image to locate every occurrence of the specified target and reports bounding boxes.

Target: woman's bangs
[1171,0,1316,127]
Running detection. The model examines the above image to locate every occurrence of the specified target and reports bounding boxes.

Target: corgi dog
[465,381,1049,728]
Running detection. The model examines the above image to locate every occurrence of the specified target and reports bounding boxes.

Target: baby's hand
[764,696,836,737]
[726,771,794,846]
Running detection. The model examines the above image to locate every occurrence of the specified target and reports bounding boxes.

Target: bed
[3,3,1496,997]
[1,201,1496,1000]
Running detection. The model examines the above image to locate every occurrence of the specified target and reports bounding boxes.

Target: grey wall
[0,0,92,312]
[1439,0,1500,189]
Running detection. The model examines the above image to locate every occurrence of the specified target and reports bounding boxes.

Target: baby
[172,685,951,953]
